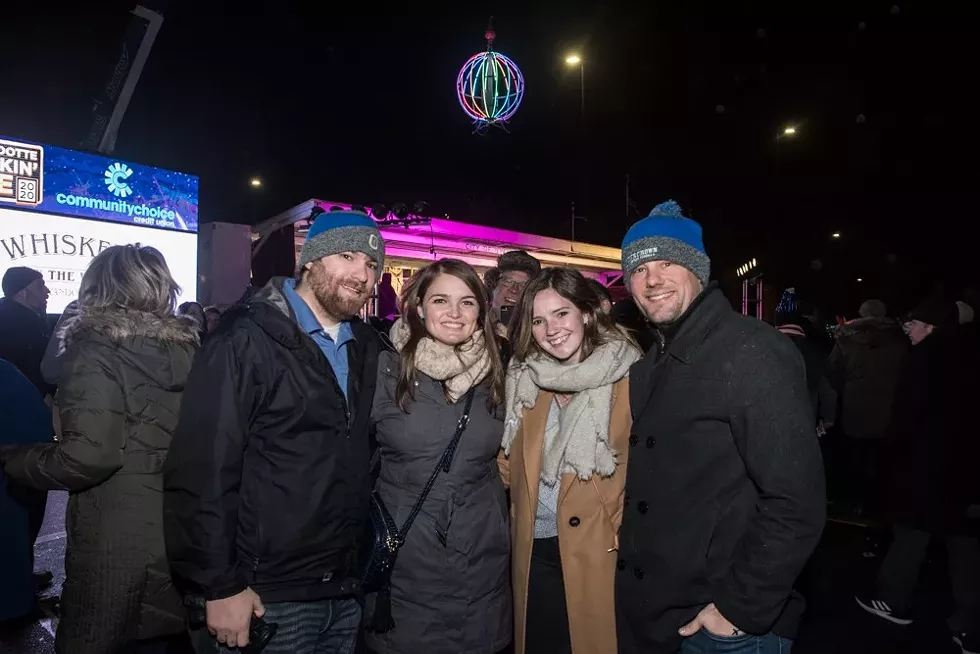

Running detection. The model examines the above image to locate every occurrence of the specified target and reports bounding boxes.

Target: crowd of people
[0,200,976,654]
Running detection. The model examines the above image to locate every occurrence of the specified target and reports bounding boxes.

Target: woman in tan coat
[498,268,641,654]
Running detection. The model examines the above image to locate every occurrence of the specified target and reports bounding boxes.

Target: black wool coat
[616,286,826,654]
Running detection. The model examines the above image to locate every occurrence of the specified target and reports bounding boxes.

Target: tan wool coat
[498,377,632,654]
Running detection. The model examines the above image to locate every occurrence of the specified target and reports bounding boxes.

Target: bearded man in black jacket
[615,201,826,654]
[164,210,385,653]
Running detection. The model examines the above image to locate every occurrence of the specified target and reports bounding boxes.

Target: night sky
[2,0,973,315]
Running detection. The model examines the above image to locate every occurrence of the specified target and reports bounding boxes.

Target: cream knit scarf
[503,331,641,483]
[389,318,492,402]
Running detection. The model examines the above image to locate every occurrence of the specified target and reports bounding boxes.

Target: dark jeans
[189,597,360,654]
[878,524,980,632]
[524,536,571,654]
[681,629,793,653]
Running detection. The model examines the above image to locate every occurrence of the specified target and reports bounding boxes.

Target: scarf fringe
[503,333,641,482]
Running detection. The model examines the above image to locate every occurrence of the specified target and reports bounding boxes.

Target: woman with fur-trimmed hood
[0,245,198,654]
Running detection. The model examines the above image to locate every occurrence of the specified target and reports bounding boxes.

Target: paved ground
[1,491,66,654]
[0,493,971,653]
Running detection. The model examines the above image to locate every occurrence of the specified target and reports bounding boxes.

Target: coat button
[646,436,656,448]
[638,501,649,514]
[617,559,627,571]
[633,566,644,580]
[569,516,581,527]
[629,434,638,446]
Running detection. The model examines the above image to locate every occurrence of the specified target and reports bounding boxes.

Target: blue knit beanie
[621,200,710,286]
[298,210,385,271]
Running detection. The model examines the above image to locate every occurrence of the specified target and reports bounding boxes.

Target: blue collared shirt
[281,279,355,401]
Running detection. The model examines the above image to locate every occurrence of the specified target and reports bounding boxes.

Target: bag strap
[397,388,476,540]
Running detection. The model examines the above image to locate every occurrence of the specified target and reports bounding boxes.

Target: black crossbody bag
[360,388,476,633]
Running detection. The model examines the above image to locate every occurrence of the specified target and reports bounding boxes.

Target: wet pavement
[1,490,65,654]
[0,493,972,653]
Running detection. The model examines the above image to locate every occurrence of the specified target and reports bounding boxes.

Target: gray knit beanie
[298,210,384,270]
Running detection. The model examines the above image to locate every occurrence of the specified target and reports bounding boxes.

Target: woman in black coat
[366,259,512,654]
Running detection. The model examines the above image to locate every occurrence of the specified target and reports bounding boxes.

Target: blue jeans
[189,597,361,654]
[681,628,793,653]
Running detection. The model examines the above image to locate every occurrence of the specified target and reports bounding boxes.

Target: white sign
[0,206,198,314]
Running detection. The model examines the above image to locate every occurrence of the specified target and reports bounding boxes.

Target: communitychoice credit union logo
[104,162,134,198]
[55,158,181,228]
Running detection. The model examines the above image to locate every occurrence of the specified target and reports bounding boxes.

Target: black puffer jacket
[827,317,908,439]
[3,307,198,654]
[164,278,380,603]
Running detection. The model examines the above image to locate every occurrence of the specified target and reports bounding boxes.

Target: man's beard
[307,266,369,321]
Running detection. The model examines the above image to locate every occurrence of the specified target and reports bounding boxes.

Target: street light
[564,52,585,120]
[249,177,262,188]
[783,126,797,136]
[857,278,863,282]
[831,232,841,239]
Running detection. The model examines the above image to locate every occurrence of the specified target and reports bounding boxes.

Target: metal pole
[756,279,765,320]
[625,174,630,220]
[571,201,576,244]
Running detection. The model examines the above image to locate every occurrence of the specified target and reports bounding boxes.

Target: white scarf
[389,318,492,402]
[503,332,641,483]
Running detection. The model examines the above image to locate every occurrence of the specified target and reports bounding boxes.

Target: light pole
[565,54,584,121]
[565,53,587,245]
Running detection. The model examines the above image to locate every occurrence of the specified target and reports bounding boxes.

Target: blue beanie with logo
[621,200,710,286]
[298,209,385,271]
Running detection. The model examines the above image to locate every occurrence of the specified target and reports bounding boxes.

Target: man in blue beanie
[615,201,826,654]
[165,209,384,653]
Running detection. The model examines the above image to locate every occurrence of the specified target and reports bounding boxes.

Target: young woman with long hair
[367,258,512,654]
[499,267,641,654]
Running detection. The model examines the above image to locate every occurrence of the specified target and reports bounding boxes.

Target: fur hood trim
[58,307,200,354]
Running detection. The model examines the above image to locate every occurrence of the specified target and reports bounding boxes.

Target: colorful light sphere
[456,47,525,127]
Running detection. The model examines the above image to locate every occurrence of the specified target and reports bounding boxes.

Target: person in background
[0,359,52,626]
[377,271,399,320]
[0,269,58,592]
[587,278,614,315]
[0,245,198,654]
[774,288,837,430]
[856,295,980,654]
[0,267,52,396]
[165,210,384,654]
[486,251,541,366]
[826,299,908,517]
[615,200,825,654]
[204,306,222,333]
[611,297,657,353]
[368,259,511,654]
[178,301,208,342]
[500,268,640,654]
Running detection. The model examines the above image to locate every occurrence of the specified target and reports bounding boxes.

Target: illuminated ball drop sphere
[456,26,525,130]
